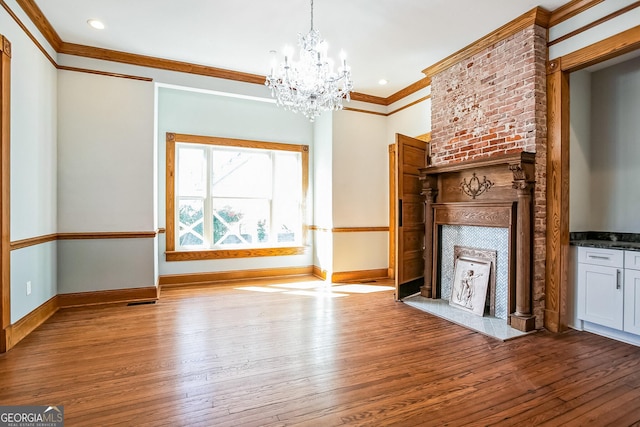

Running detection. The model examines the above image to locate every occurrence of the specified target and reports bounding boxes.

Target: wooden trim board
[4,285,160,352]
[159,266,315,288]
[0,34,10,353]
[5,295,58,349]
[331,269,390,283]
[548,0,604,27]
[57,287,159,308]
[312,266,327,281]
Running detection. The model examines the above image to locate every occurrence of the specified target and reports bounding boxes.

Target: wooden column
[420,180,437,298]
[545,59,570,333]
[0,36,10,353]
[510,163,535,332]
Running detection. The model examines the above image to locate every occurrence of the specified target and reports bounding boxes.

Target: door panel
[395,134,427,299]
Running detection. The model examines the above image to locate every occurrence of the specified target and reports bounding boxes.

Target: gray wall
[569,70,592,232]
[156,86,314,276]
[586,56,640,233]
[57,72,156,293]
[2,5,58,322]
[570,57,640,233]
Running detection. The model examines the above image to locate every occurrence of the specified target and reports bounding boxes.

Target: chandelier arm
[265,0,352,121]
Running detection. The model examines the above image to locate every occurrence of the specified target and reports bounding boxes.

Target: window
[166,133,308,261]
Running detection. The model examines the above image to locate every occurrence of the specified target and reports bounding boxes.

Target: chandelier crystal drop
[265,0,353,121]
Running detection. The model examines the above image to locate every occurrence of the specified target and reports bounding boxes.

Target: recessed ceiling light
[378,79,388,85]
[87,19,105,30]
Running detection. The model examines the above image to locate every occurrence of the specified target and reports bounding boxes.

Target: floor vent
[127,301,157,306]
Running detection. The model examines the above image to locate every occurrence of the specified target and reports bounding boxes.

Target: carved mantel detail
[419,151,536,332]
[460,173,493,199]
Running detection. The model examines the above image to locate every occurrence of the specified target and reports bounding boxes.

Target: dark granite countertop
[570,232,640,252]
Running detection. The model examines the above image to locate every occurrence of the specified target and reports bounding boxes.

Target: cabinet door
[624,269,640,334]
[577,263,623,330]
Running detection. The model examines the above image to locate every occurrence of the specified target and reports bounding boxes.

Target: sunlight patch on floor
[268,282,327,290]
[283,290,348,298]
[235,286,284,293]
[235,282,394,298]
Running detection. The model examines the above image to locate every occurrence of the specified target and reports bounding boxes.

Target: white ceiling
[35,0,573,98]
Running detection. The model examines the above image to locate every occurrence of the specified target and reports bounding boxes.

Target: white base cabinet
[576,247,640,343]
[577,248,623,330]
[624,251,640,335]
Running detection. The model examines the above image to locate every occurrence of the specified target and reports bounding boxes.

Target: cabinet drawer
[625,251,640,271]
[578,247,624,268]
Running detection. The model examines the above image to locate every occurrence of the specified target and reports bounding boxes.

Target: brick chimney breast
[429,24,547,329]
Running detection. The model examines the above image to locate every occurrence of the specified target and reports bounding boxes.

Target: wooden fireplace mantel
[419,151,536,332]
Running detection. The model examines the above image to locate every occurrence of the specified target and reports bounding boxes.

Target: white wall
[569,70,591,232]
[331,110,389,273]
[312,113,333,275]
[590,56,640,232]
[57,72,156,293]
[386,87,431,144]
[156,86,314,276]
[333,110,388,227]
[1,3,58,322]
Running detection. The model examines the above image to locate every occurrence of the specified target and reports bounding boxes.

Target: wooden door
[394,134,427,300]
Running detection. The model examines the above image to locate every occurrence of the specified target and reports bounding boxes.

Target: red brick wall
[430,25,547,328]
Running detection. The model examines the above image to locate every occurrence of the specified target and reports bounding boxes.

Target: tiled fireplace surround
[420,23,547,330]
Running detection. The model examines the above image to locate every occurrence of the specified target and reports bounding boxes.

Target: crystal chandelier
[265,0,353,121]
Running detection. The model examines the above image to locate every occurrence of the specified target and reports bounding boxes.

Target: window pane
[211,149,272,198]
[212,199,270,246]
[171,136,307,255]
[273,199,301,243]
[178,199,204,247]
[178,147,207,198]
[273,152,302,244]
[274,152,301,197]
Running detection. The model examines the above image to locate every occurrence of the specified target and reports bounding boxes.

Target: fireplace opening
[440,228,507,319]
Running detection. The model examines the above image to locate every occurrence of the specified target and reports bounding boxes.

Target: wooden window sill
[165,246,306,261]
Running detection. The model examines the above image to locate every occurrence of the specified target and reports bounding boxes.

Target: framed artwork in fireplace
[450,257,491,316]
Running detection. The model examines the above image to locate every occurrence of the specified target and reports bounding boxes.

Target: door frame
[0,35,11,353]
[545,26,640,333]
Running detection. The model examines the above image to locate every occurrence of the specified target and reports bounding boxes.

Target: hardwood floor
[1,276,640,426]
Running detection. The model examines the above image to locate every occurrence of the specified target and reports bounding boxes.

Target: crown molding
[15,1,603,106]
[13,0,429,106]
[386,76,431,105]
[548,0,604,27]
[548,1,640,47]
[349,92,388,105]
[422,7,551,78]
[59,41,266,85]
[14,0,62,50]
